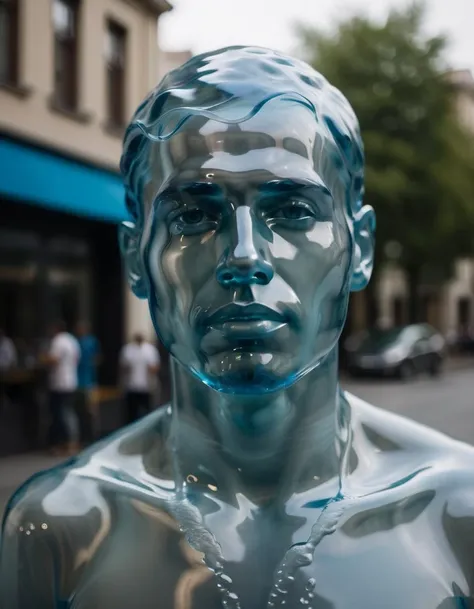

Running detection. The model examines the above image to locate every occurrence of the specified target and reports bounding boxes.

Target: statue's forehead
[146,106,333,181]
[142,104,348,209]
[175,104,320,149]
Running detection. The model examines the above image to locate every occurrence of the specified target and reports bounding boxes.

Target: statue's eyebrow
[258,178,331,197]
[153,181,224,212]
[155,179,332,213]
[179,182,224,197]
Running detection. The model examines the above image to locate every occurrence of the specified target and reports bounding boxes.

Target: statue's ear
[119,221,147,299]
[350,205,376,292]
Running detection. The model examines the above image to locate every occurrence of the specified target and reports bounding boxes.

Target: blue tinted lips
[206,303,286,327]
[201,303,289,349]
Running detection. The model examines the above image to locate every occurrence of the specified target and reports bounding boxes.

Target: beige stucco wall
[456,93,474,132]
[448,70,474,132]
[0,0,159,169]
[157,49,192,80]
[125,288,155,342]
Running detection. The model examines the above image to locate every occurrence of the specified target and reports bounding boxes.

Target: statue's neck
[168,348,350,503]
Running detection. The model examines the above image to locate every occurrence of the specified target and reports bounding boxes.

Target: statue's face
[125,105,373,393]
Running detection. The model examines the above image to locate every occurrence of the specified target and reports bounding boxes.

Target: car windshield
[358,327,412,352]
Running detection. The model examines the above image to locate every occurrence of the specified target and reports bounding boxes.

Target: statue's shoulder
[2,407,173,538]
[346,390,474,496]
[0,409,174,604]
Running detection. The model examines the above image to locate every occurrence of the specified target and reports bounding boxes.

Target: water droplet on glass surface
[305,578,316,592]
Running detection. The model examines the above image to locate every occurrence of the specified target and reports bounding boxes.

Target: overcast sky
[159,0,474,72]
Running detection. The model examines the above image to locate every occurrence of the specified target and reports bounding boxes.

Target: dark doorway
[0,198,124,384]
[457,297,471,329]
[392,296,405,327]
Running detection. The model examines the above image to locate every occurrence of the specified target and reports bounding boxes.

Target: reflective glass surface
[1,46,473,609]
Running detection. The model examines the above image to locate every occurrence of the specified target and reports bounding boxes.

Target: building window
[105,20,127,128]
[0,0,20,85]
[53,0,79,111]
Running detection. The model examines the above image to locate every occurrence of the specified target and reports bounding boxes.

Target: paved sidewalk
[0,453,64,521]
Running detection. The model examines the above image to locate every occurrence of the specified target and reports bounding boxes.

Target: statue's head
[120,46,375,395]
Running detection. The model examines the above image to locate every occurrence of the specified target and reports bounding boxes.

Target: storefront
[0,135,127,454]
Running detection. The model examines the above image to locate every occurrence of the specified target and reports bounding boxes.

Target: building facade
[0,0,171,392]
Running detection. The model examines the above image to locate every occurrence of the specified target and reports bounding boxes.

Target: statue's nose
[216,206,274,288]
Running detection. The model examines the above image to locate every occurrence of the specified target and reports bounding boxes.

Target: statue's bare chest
[70,493,470,609]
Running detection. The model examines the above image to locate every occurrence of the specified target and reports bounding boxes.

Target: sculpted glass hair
[120,46,365,226]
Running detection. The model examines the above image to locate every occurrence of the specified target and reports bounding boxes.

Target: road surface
[343,367,474,444]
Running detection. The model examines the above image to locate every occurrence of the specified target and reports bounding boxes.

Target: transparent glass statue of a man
[1,47,474,609]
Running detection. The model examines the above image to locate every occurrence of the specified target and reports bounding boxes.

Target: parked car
[345,324,445,380]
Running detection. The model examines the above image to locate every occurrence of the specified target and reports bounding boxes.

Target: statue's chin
[189,352,298,395]
[198,372,297,395]
[170,338,339,394]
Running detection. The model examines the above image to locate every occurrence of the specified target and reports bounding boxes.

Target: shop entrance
[0,199,124,455]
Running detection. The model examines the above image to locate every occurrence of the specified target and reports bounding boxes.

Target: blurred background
[0,0,473,514]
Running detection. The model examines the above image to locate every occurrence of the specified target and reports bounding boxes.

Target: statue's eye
[272,202,313,221]
[265,200,319,231]
[180,209,205,225]
[281,205,309,220]
[169,207,218,236]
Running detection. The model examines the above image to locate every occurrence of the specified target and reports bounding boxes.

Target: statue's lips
[200,305,290,353]
[209,319,287,338]
[204,303,287,328]
[200,304,290,349]
[201,320,288,355]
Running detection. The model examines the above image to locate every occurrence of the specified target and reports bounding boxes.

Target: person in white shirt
[120,333,160,424]
[43,321,81,455]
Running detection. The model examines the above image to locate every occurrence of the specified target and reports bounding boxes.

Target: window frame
[105,18,127,130]
[0,0,20,87]
[52,0,80,112]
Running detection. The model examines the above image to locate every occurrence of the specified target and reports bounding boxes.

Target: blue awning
[0,138,128,222]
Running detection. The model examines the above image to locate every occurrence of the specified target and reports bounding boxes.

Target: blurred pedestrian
[0,329,17,373]
[75,321,101,446]
[0,329,17,414]
[42,321,80,456]
[120,333,160,424]
[156,339,171,405]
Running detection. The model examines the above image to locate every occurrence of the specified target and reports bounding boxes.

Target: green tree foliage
[297,2,474,321]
